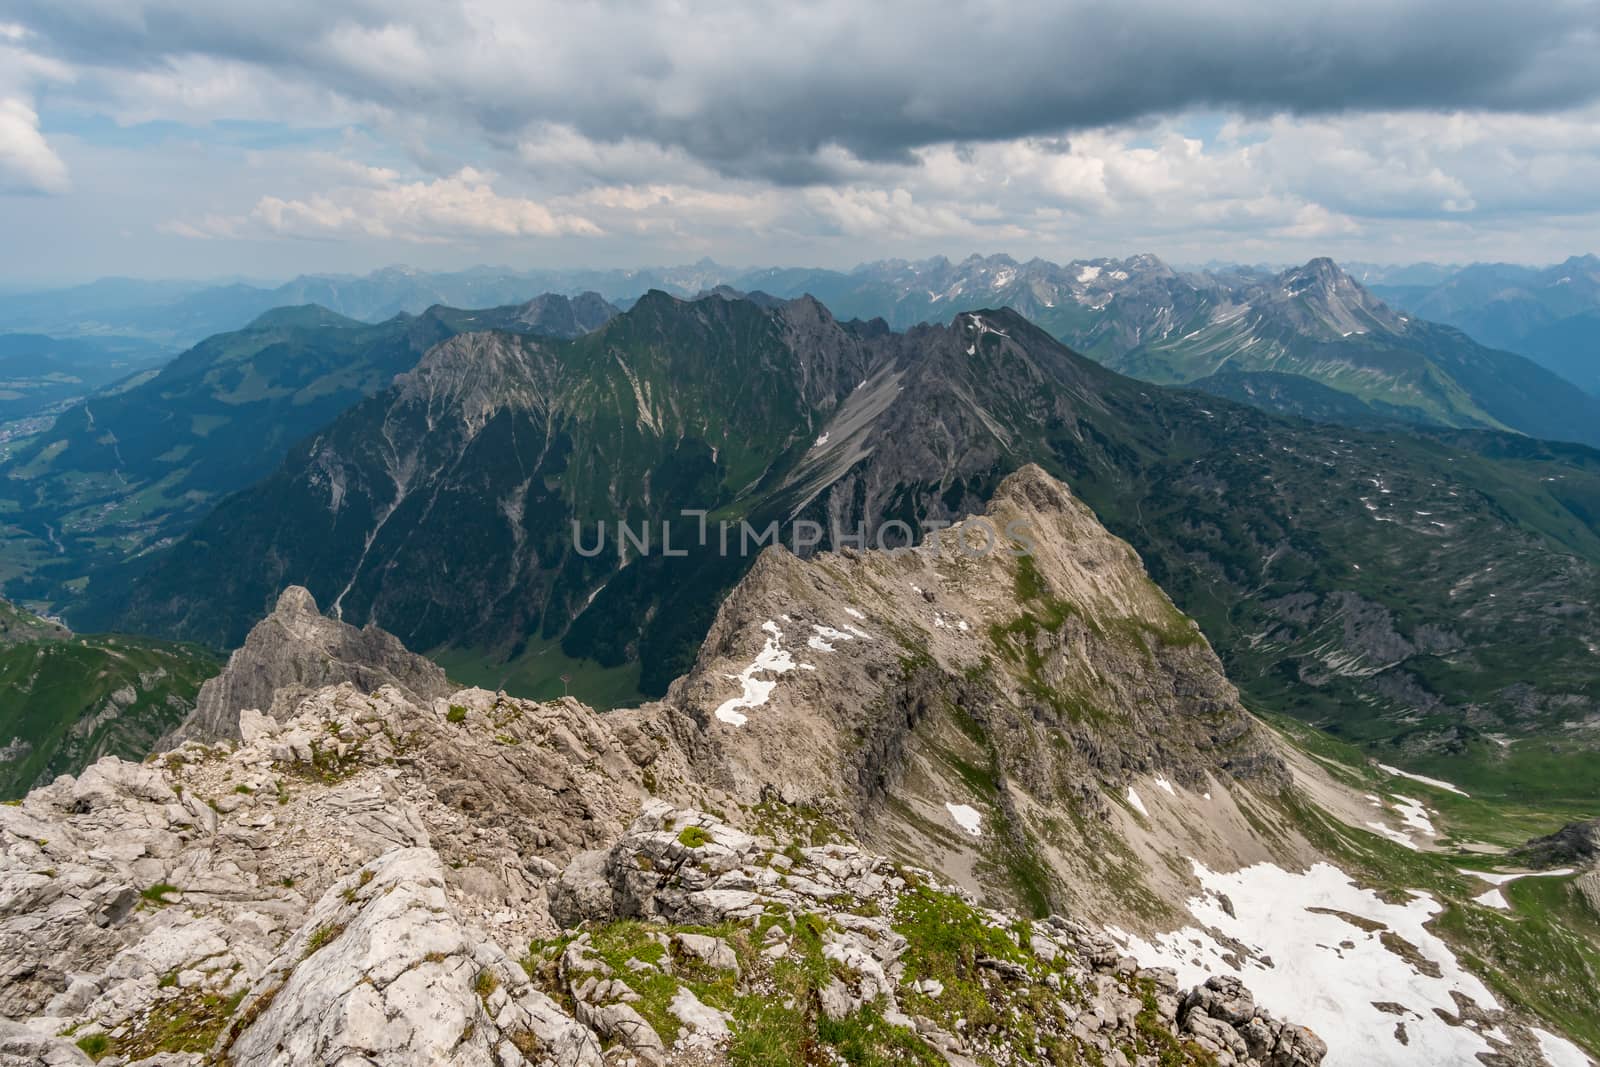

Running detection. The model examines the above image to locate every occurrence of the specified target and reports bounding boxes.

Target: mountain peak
[163,583,451,746]
[1281,256,1349,286]
[1267,257,1406,336]
[245,304,364,331]
[676,463,1288,828]
[274,585,320,616]
[509,290,619,336]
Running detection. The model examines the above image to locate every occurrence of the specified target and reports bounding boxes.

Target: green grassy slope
[0,630,217,798]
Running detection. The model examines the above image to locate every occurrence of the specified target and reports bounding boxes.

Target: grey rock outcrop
[163,585,451,745]
[661,464,1296,917]
[510,291,618,337]
[227,847,601,1067]
[1511,818,1600,869]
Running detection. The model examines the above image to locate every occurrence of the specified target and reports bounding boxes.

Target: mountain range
[0,293,616,607]
[2,261,1599,1065]
[60,290,1599,810]
[11,253,1596,446]
[1369,255,1600,396]
[740,254,1600,447]
[0,265,707,348]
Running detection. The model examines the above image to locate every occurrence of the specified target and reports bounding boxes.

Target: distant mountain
[744,253,1600,446]
[1342,261,1464,287]
[1370,255,1600,396]
[0,293,617,608]
[0,264,720,346]
[107,292,1600,802]
[1519,309,1600,395]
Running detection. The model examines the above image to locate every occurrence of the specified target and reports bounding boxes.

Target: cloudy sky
[2,0,1599,283]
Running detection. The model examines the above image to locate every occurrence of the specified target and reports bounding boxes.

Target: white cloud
[174,167,601,242]
[8,1,1600,268]
[0,96,68,193]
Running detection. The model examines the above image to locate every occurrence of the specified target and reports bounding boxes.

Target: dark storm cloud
[9,0,1600,180]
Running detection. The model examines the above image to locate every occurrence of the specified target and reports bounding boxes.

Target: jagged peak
[162,583,451,746]
[1282,256,1349,283]
[273,585,320,616]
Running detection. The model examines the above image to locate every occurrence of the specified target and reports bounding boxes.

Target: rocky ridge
[0,682,1324,1066]
[669,464,1308,920]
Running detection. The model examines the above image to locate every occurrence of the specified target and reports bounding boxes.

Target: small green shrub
[446,705,469,724]
[75,1034,111,1060]
[302,922,346,958]
[141,883,179,904]
[677,826,712,849]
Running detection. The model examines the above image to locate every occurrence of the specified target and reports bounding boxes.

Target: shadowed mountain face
[0,294,617,607]
[102,292,1600,800]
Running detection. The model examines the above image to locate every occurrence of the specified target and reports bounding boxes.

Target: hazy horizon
[6,249,1599,293]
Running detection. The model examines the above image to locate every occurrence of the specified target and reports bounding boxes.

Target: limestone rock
[226,848,602,1066]
[163,586,452,745]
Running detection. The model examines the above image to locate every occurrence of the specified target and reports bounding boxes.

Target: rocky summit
[0,468,1589,1066]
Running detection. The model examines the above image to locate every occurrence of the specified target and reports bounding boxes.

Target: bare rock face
[0,675,662,1043]
[226,847,602,1067]
[1511,818,1600,869]
[163,586,452,745]
[661,463,1295,915]
[674,464,1287,800]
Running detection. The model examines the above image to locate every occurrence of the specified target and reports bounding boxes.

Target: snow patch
[1390,796,1435,837]
[1532,1027,1592,1067]
[1154,777,1176,796]
[1473,886,1509,910]
[1459,868,1576,912]
[1126,787,1149,817]
[1108,860,1502,1067]
[1378,763,1469,797]
[945,803,983,836]
[807,623,866,654]
[1365,821,1421,851]
[713,621,799,727]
